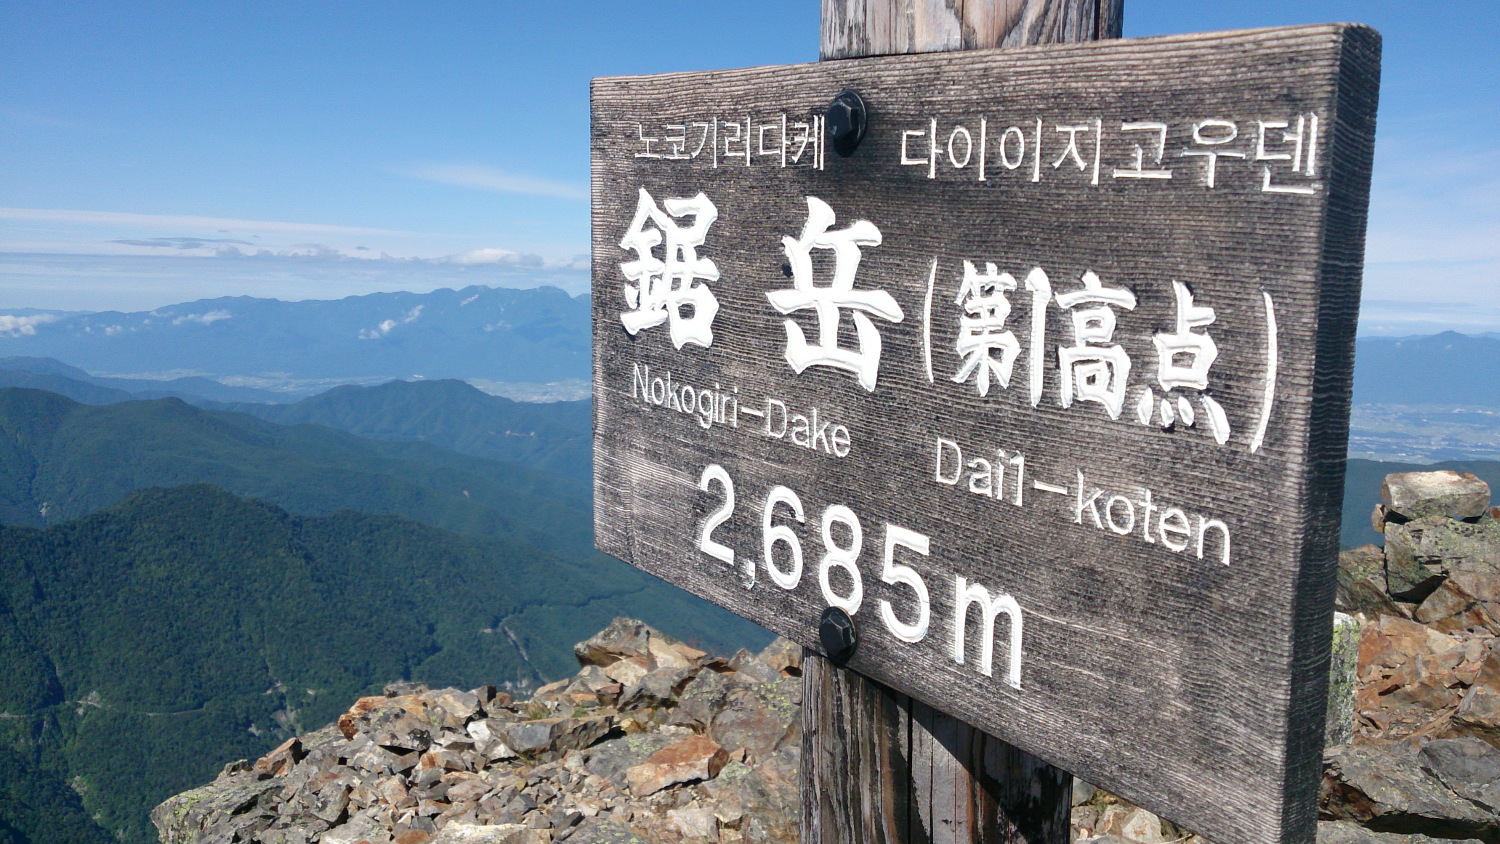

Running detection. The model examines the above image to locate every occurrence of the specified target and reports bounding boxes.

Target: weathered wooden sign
[592,24,1379,844]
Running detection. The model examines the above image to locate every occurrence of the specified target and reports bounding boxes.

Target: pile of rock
[154,619,802,844]
[1338,469,1498,749]
[1316,471,1500,844]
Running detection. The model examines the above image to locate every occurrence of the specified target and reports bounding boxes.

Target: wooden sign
[592,24,1379,844]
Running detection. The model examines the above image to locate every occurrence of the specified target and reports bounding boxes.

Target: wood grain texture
[803,653,1074,843]
[821,0,1123,59]
[814,5,1086,843]
[802,650,913,844]
[591,24,1381,844]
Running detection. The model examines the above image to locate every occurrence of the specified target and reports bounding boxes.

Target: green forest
[0,387,765,843]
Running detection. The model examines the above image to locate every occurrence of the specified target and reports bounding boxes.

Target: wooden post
[802,654,1075,844]
[803,3,1122,842]
[821,0,1123,59]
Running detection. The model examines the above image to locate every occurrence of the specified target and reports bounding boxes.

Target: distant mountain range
[0,356,288,403]
[0,362,592,486]
[207,379,592,486]
[2,354,1496,551]
[0,285,588,398]
[3,286,1495,409]
[1352,332,1500,407]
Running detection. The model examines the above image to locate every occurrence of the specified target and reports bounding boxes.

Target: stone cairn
[156,472,1500,844]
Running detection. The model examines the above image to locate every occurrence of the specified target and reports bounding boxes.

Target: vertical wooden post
[821,0,1122,60]
[804,2,1122,842]
[802,654,1074,844]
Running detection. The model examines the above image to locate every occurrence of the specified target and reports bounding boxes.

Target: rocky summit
[154,619,801,844]
[155,470,1500,844]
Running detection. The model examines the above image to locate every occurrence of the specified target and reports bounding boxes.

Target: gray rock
[728,649,781,684]
[152,773,283,844]
[363,707,435,753]
[756,637,802,676]
[564,818,653,843]
[585,733,679,788]
[566,664,613,695]
[320,808,392,844]
[1317,820,1485,843]
[673,667,732,729]
[430,688,482,727]
[1415,567,1500,635]
[348,742,400,774]
[551,716,612,754]
[506,718,563,755]
[1420,738,1500,813]
[466,717,510,744]
[308,779,351,823]
[574,617,653,668]
[710,677,800,759]
[732,746,800,843]
[1386,518,1457,602]
[1455,639,1500,746]
[1383,472,1491,522]
[1337,544,1411,618]
[1385,517,1500,602]
[431,822,542,843]
[618,666,693,711]
[297,724,351,769]
[1322,745,1498,842]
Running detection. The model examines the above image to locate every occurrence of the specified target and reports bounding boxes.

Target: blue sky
[2,1,1496,334]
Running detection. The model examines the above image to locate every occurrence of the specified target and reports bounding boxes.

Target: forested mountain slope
[0,485,751,844]
[0,356,284,404]
[0,386,584,547]
[0,387,763,654]
[208,378,592,485]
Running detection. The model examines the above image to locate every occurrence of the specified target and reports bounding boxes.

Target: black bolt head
[826,89,867,158]
[819,606,858,664]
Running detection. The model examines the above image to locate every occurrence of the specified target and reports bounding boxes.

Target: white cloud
[0,313,59,336]
[0,206,405,236]
[440,247,541,267]
[359,320,397,339]
[97,240,555,270]
[172,310,232,326]
[359,305,424,339]
[405,164,587,201]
